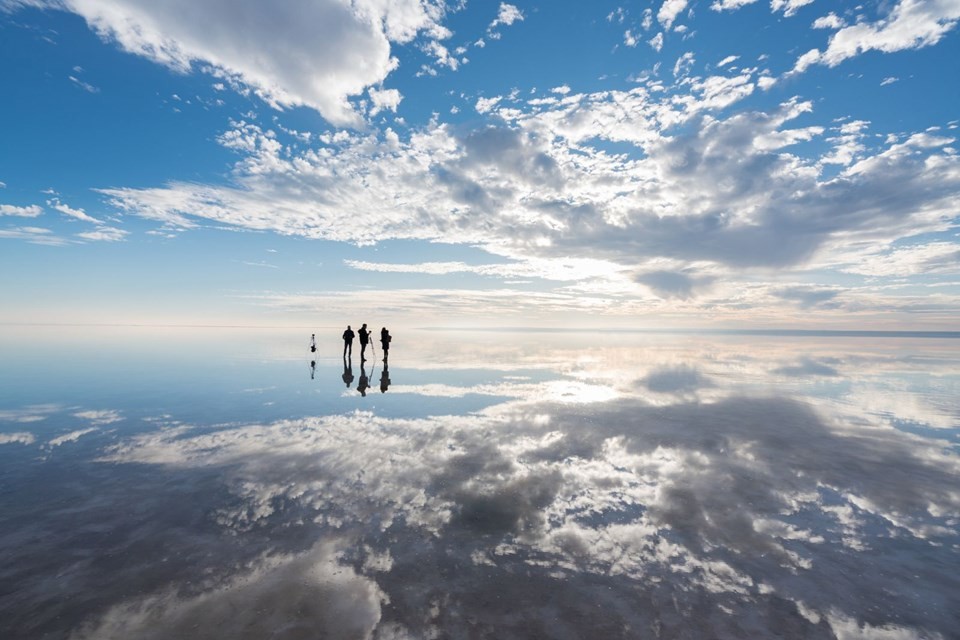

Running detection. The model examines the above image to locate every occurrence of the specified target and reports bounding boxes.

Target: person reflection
[380,327,391,362]
[379,360,391,394]
[341,356,354,388]
[310,360,316,380]
[357,362,369,397]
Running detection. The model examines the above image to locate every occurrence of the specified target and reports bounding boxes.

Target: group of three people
[342,324,391,361]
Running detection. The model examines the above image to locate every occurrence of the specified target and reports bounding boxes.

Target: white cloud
[489,3,524,30]
[837,242,960,277]
[368,87,402,116]
[792,0,960,73]
[475,95,502,113]
[48,427,97,447]
[649,32,665,51]
[880,76,899,86]
[47,197,101,223]
[710,0,760,12]
[0,203,43,217]
[658,0,689,30]
[812,12,845,29]
[717,55,739,67]
[673,51,696,77]
[0,226,68,245]
[13,0,452,127]
[0,432,35,445]
[68,74,99,93]
[771,0,814,17]
[74,409,123,425]
[76,226,129,242]
[624,29,639,47]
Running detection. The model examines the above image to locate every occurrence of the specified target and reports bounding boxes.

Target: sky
[1,0,959,329]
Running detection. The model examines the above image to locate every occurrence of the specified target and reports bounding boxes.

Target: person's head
[362,323,366,329]
[347,325,351,329]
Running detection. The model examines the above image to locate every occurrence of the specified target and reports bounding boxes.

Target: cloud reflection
[4,335,958,638]
[96,364,959,637]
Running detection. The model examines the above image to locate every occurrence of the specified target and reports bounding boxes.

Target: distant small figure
[358,323,370,361]
[358,363,369,397]
[379,361,391,394]
[309,333,316,354]
[342,325,355,357]
[341,356,354,388]
[310,360,316,380]
[380,327,391,361]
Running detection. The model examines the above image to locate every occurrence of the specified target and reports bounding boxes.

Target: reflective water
[1,327,958,639]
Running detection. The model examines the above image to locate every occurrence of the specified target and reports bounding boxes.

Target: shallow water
[1,327,958,639]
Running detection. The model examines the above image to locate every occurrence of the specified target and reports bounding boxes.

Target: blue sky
[1,0,959,329]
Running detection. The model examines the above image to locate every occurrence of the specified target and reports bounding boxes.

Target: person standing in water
[358,323,370,361]
[380,327,391,361]
[309,333,316,354]
[342,325,355,358]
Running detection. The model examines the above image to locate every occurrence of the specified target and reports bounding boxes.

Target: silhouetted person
[379,361,391,394]
[342,356,354,388]
[358,323,370,361]
[380,327,391,361]
[310,360,316,380]
[309,333,316,354]
[342,325,355,357]
[358,363,369,397]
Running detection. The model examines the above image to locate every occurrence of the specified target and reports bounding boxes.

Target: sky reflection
[1,329,958,639]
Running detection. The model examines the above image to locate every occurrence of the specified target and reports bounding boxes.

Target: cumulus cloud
[812,12,845,29]
[658,0,689,30]
[89,64,960,320]
[710,0,759,12]
[489,2,524,30]
[9,0,451,127]
[368,87,402,116]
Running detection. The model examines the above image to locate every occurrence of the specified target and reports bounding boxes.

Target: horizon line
[2,322,959,338]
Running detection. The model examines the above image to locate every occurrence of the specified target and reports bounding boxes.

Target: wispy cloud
[68,74,99,93]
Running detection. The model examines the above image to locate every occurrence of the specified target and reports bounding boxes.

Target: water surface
[1,327,958,639]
